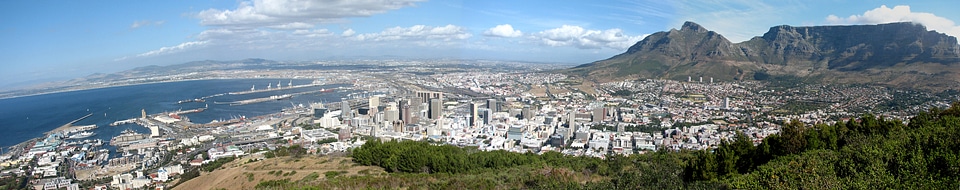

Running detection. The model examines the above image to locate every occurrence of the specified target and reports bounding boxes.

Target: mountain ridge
[567,21,960,91]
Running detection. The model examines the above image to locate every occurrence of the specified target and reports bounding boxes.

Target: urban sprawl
[0,59,953,189]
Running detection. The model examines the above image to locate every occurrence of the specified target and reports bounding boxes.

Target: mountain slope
[567,21,960,90]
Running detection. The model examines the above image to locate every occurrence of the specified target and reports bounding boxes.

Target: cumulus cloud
[533,25,645,50]
[355,24,472,41]
[342,29,356,37]
[130,20,165,29]
[483,24,523,38]
[137,41,209,57]
[293,29,333,38]
[116,41,209,61]
[267,22,315,30]
[196,0,423,28]
[826,5,960,39]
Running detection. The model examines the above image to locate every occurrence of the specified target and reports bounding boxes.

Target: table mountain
[567,21,960,91]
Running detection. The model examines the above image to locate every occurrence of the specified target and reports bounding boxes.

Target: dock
[227,83,321,95]
[219,88,334,106]
[46,113,93,134]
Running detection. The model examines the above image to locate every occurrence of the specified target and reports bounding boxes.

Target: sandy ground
[573,80,597,95]
[173,156,384,190]
[528,85,547,97]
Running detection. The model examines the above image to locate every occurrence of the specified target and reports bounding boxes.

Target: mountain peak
[566,22,960,91]
[681,21,707,32]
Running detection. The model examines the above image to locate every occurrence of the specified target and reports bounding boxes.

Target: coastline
[0,77,303,101]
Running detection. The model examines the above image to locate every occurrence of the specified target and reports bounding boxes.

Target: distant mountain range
[566,21,960,91]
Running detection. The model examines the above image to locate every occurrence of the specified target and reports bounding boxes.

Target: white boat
[68,131,95,139]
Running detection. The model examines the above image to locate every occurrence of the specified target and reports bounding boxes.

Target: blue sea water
[0,79,354,148]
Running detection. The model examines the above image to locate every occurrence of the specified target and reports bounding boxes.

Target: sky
[1,0,959,89]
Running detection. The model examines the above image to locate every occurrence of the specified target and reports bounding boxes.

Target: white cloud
[116,41,210,61]
[342,29,356,37]
[483,24,523,38]
[137,41,209,57]
[268,22,315,30]
[196,0,423,28]
[826,5,960,39]
[293,29,332,38]
[355,24,472,42]
[130,20,165,29]
[533,25,645,50]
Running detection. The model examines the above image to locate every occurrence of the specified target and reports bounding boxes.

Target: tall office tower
[487,99,497,112]
[567,110,576,128]
[385,102,399,122]
[369,96,380,109]
[429,98,442,119]
[482,109,492,126]
[400,99,414,125]
[340,98,352,119]
[521,105,533,120]
[469,102,479,127]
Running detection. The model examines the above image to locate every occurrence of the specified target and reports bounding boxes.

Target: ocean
[0,79,355,148]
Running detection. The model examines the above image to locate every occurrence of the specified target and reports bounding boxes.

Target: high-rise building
[469,102,479,127]
[369,96,380,110]
[521,105,533,120]
[340,98,352,119]
[482,109,492,126]
[429,98,442,120]
[400,99,414,125]
[486,99,497,112]
[416,91,443,104]
[385,102,399,122]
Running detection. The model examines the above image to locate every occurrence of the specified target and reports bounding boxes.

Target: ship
[68,131,95,139]
[110,118,138,126]
[176,98,206,104]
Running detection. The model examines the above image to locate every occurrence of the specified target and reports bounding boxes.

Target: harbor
[227,80,322,95]
[0,78,357,189]
[217,88,336,106]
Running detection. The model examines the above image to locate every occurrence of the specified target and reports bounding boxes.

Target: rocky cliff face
[567,21,960,90]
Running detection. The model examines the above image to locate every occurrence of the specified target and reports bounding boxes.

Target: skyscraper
[385,102,399,122]
[340,98,352,120]
[469,102,479,127]
[400,99,414,125]
[486,99,497,112]
[521,105,533,120]
[369,96,380,109]
[429,98,442,120]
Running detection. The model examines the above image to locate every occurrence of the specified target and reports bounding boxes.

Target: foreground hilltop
[566,21,960,90]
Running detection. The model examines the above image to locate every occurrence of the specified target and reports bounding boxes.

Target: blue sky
[1,0,959,89]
